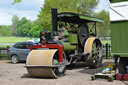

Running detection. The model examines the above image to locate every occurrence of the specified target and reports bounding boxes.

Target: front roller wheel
[26,50,66,78]
[86,41,103,68]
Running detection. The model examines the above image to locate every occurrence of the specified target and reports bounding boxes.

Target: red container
[116,74,128,80]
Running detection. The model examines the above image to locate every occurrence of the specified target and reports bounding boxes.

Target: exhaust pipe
[52,8,58,37]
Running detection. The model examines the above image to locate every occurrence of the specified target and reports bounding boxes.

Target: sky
[0,0,109,25]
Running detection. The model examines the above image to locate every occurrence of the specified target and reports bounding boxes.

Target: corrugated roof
[110,1,128,22]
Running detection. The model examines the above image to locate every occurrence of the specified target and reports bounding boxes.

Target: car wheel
[11,55,19,64]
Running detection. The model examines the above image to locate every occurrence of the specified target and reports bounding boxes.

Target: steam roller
[25,8,104,78]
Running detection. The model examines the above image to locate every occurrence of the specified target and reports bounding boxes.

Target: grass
[0,36,32,43]
[101,40,111,45]
[0,36,111,47]
[0,45,11,48]
[0,56,8,60]
[0,36,32,47]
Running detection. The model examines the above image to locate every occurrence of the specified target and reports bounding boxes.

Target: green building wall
[111,21,128,57]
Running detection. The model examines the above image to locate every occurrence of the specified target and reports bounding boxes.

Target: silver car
[8,42,38,64]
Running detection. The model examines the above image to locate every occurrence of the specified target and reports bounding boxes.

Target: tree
[11,15,19,36]
[77,0,99,15]
[0,25,12,36]
[37,0,99,32]
[31,22,42,38]
[14,0,107,38]
[16,17,32,37]
[94,10,110,37]
[13,0,22,4]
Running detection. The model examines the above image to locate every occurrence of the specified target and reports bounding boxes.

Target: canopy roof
[57,12,104,24]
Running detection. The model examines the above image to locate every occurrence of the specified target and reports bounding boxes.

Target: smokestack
[52,8,58,36]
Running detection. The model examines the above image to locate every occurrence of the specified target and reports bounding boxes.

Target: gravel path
[0,60,128,85]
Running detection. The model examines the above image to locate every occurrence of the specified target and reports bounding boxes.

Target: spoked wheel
[86,41,103,68]
[11,55,19,64]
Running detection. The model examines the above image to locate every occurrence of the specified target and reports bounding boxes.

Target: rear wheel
[11,55,19,64]
[86,41,103,68]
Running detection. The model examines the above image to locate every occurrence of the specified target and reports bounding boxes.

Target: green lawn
[101,40,111,45]
[0,36,32,47]
[0,36,111,47]
[0,36,32,43]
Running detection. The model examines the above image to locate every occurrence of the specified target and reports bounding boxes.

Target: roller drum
[25,49,66,78]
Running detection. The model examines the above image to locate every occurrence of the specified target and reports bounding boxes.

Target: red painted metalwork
[30,44,63,63]
[58,45,63,63]
[66,27,69,31]
[42,32,45,35]
[116,74,128,80]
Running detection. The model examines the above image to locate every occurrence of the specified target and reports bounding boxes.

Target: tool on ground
[91,63,116,81]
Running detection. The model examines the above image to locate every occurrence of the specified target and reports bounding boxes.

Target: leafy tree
[94,10,110,37]
[77,0,99,14]
[13,0,22,4]
[11,15,19,36]
[13,0,110,38]
[16,17,32,37]
[37,0,99,32]
[31,22,42,38]
[0,25,12,36]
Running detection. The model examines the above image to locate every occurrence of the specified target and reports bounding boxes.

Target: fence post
[108,44,111,58]
[7,46,9,53]
[106,43,108,59]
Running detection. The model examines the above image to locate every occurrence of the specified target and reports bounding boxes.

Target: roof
[110,0,128,3]
[110,1,128,22]
[57,12,104,24]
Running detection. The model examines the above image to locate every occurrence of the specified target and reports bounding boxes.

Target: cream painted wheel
[86,41,103,68]
[26,50,66,78]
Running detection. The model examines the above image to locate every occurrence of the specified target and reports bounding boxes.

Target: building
[110,1,128,57]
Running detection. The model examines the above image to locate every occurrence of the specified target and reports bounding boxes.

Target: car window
[28,43,34,49]
[13,43,18,48]
[14,43,27,49]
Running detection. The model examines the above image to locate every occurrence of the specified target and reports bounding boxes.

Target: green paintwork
[69,33,78,45]
[111,21,128,57]
[111,53,128,57]
[64,29,69,38]
[110,0,128,3]
[80,16,104,23]
[62,42,76,52]
[58,13,104,23]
